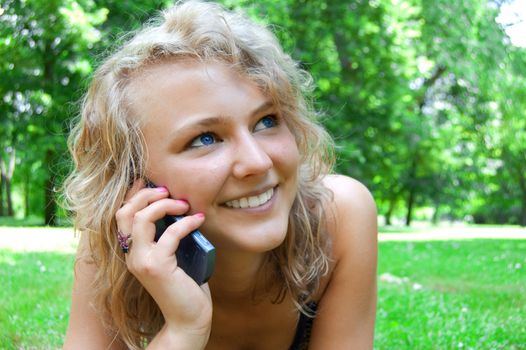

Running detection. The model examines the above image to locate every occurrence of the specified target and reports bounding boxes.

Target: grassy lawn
[0,250,75,349]
[0,226,524,349]
[376,239,526,349]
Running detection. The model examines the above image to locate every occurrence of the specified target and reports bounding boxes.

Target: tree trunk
[24,173,30,218]
[432,199,440,225]
[42,41,58,226]
[44,149,57,226]
[5,148,15,217]
[385,208,392,226]
[0,152,10,216]
[0,172,4,216]
[405,187,416,227]
[521,193,526,227]
[405,156,418,227]
[5,177,13,217]
[518,169,526,227]
[385,196,397,226]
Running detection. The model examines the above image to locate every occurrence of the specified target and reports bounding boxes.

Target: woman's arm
[310,175,378,349]
[63,233,126,349]
[63,233,211,349]
[64,182,213,349]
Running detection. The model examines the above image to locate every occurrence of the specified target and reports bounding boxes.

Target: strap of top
[288,303,317,350]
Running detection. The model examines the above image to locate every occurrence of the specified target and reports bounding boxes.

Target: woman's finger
[128,197,190,248]
[154,213,206,257]
[115,184,170,243]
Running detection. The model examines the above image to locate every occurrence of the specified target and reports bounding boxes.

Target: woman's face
[129,60,300,253]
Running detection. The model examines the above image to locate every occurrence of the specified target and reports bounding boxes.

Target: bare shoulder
[323,174,377,257]
[323,174,376,213]
[309,174,377,349]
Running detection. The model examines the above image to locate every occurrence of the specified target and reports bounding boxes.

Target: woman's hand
[115,179,212,347]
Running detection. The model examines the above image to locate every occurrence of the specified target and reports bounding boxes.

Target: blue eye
[190,132,217,147]
[254,115,277,131]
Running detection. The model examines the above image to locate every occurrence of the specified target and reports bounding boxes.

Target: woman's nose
[231,134,272,178]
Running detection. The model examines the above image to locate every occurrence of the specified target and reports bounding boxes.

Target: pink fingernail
[195,212,205,218]
[156,186,168,192]
[176,199,189,205]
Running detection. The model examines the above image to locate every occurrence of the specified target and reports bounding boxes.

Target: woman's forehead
[127,60,272,124]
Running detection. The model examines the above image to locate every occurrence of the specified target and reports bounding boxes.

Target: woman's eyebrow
[175,100,275,132]
[192,116,229,129]
[251,100,274,116]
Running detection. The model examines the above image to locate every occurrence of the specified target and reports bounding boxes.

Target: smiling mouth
[224,187,275,209]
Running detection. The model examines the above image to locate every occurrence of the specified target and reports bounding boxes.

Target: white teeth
[225,187,274,209]
[248,196,259,207]
[240,197,248,208]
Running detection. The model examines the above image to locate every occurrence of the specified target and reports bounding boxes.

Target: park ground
[0,224,525,349]
[0,224,525,252]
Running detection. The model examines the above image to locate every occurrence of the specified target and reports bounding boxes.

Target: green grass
[0,250,75,349]
[376,239,526,349]
[0,229,525,349]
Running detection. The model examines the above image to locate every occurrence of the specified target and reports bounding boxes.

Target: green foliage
[0,0,108,223]
[0,0,525,225]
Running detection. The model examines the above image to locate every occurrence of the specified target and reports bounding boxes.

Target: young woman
[62,1,377,349]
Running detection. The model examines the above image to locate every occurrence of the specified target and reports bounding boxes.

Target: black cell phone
[146,181,215,285]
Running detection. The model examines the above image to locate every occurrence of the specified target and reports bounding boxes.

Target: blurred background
[0,0,525,228]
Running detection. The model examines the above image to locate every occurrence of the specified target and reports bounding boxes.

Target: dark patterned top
[288,303,317,350]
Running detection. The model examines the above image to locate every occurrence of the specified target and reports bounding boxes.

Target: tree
[476,46,526,226]
[1,0,524,226]
[0,0,107,224]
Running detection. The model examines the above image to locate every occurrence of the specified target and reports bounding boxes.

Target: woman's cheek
[171,160,227,211]
[276,135,301,170]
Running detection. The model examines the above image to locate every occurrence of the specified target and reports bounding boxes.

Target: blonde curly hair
[63,1,335,348]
